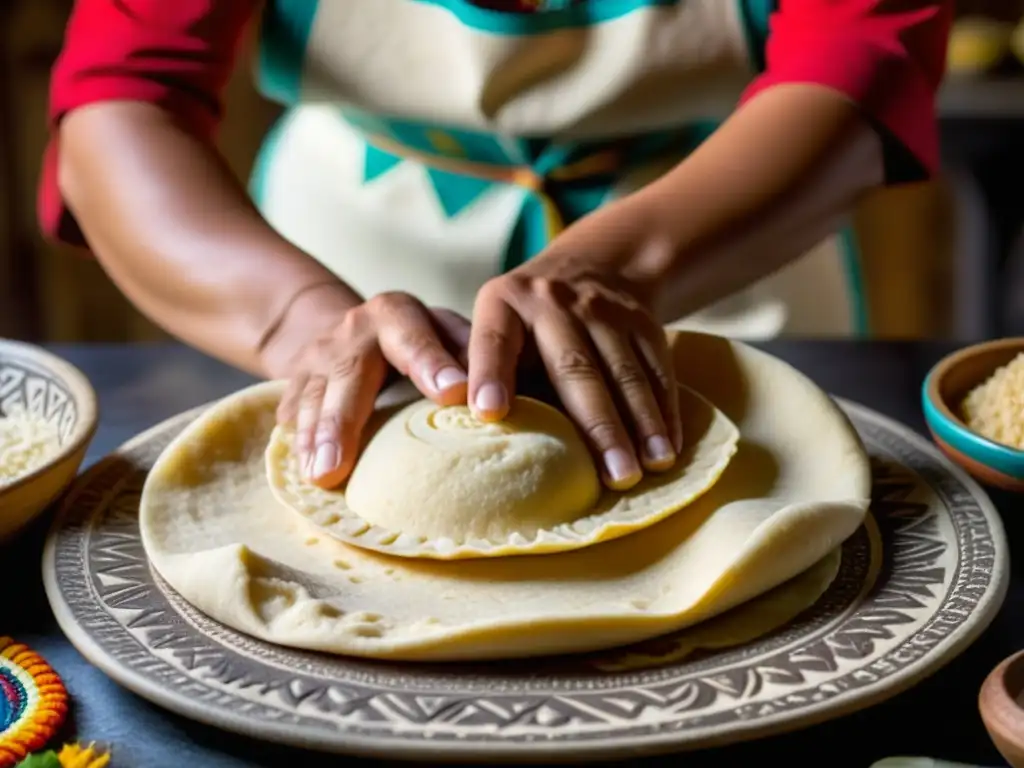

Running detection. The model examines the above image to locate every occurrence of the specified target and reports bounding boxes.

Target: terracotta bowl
[979,649,1024,767]
[922,337,1024,492]
[0,340,98,542]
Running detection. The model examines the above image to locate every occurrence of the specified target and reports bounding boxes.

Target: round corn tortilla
[265,387,740,559]
[138,331,871,662]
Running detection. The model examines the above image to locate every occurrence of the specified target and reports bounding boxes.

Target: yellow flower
[56,743,110,768]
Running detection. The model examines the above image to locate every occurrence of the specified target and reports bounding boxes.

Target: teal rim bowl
[922,337,1024,492]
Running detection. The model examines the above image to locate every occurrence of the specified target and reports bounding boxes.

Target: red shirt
[40,0,952,246]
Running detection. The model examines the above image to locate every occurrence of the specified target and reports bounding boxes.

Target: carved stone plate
[41,398,1009,762]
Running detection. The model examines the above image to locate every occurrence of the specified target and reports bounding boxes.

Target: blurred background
[1,0,1023,344]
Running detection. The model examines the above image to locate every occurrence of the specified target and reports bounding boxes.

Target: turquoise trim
[922,376,1024,479]
[500,195,559,272]
[248,112,291,207]
[253,0,688,99]
[522,197,553,263]
[342,109,400,142]
[838,226,870,337]
[412,0,680,35]
[256,0,320,105]
[348,107,517,216]
[344,113,713,273]
[735,0,775,72]
[426,168,494,217]
[559,185,612,223]
[364,144,403,182]
[343,106,520,166]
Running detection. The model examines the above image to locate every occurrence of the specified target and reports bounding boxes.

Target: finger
[534,311,641,490]
[310,346,387,489]
[370,294,468,406]
[294,375,327,480]
[467,295,524,422]
[588,322,675,472]
[430,307,472,368]
[633,320,683,453]
[276,372,309,425]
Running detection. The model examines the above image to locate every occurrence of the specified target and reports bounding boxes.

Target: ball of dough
[344,396,601,543]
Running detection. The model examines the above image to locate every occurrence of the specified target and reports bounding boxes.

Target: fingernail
[603,448,641,488]
[433,366,467,393]
[312,442,339,478]
[475,382,507,413]
[645,435,675,468]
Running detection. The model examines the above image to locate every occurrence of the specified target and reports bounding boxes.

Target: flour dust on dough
[266,388,740,559]
[138,332,872,662]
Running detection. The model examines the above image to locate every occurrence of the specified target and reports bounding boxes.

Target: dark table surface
[2,341,1021,768]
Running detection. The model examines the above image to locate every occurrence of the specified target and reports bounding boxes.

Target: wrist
[258,280,361,379]
[606,195,685,300]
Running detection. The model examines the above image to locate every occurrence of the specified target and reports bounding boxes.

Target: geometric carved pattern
[43,399,1008,760]
[0,360,78,445]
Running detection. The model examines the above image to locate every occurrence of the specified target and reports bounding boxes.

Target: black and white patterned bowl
[0,339,97,541]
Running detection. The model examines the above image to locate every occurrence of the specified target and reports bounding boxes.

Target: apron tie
[350,120,711,272]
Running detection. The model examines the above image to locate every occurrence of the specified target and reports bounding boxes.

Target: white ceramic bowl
[0,339,98,541]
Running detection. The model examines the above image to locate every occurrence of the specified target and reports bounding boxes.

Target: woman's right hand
[273,292,472,489]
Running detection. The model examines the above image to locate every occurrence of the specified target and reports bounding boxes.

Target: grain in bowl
[0,404,63,489]
[960,352,1024,450]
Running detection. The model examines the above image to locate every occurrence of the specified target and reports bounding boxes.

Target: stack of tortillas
[139,332,871,662]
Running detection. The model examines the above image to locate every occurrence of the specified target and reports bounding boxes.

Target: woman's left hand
[467,198,683,491]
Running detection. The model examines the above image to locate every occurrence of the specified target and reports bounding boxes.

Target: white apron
[248,0,867,339]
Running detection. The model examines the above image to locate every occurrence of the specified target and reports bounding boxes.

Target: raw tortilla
[139,332,871,662]
[587,546,842,672]
[265,387,740,559]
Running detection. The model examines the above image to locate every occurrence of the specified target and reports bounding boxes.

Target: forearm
[58,101,360,377]
[627,84,885,321]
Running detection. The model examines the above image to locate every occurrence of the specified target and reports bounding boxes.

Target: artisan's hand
[275,294,471,488]
[467,201,683,491]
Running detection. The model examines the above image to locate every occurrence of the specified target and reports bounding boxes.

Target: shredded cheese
[0,405,62,488]
[960,351,1024,450]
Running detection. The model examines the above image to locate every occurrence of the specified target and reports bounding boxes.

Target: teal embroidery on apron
[410,0,682,35]
[339,108,716,273]
[255,0,685,104]
[256,0,320,105]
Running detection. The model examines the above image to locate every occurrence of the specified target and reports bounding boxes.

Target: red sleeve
[39,0,257,247]
[739,0,952,184]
